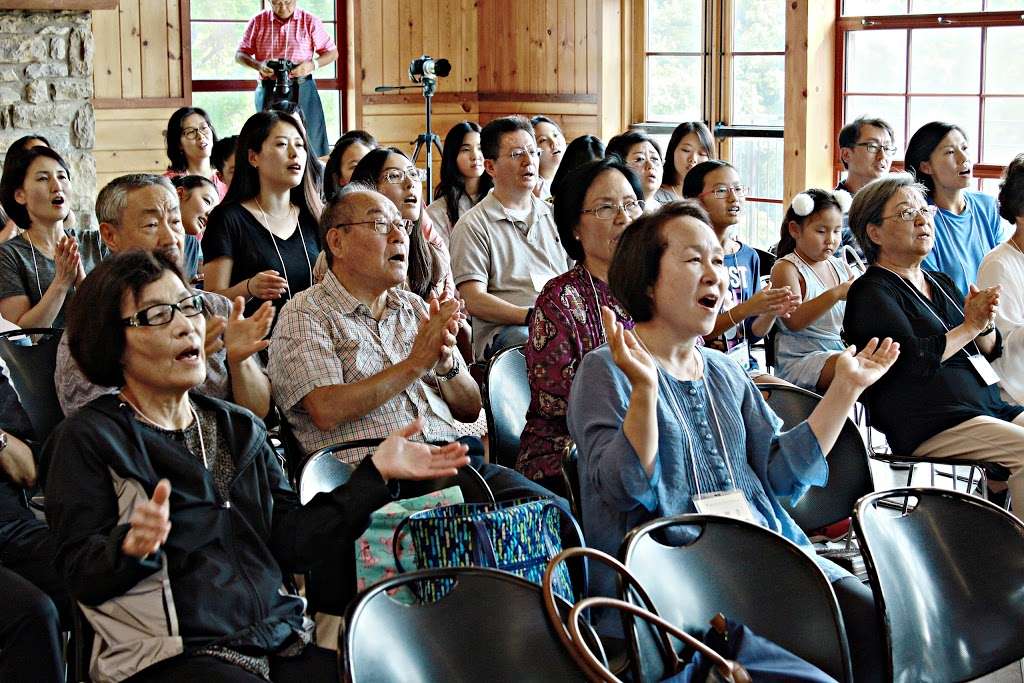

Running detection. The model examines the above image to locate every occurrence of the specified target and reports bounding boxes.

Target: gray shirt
[55,290,235,415]
[0,230,104,328]
[449,191,571,359]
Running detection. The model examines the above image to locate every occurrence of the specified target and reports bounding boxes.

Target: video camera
[265,59,299,105]
[408,55,450,96]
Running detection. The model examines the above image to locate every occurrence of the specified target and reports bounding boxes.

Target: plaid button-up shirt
[269,270,462,461]
[237,9,336,67]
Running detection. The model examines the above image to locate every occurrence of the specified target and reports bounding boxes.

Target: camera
[265,59,299,105]
[408,55,451,84]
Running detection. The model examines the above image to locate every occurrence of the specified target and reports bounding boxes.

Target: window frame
[833,5,1024,186]
[188,0,350,137]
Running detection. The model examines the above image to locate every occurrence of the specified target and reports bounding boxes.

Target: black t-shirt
[0,359,35,522]
[202,202,321,318]
[844,266,1022,453]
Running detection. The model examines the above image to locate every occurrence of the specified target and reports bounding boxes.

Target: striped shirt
[237,9,336,69]
[268,270,462,460]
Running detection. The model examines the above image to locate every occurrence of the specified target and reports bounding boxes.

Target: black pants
[832,575,886,683]
[0,516,69,683]
[126,646,337,682]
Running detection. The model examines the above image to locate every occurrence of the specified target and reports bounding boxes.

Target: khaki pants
[912,413,1024,518]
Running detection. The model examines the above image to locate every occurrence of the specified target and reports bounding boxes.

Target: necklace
[22,232,44,300]
[1008,235,1024,258]
[120,393,207,469]
[254,198,312,297]
[584,267,608,344]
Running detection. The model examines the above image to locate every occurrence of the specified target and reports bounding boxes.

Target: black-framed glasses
[881,205,937,223]
[181,125,212,141]
[123,293,205,328]
[334,218,415,235]
[581,199,645,220]
[380,167,427,184]
[853,142,898,157]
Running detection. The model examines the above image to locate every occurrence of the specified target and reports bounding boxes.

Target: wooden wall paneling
[573,0,586,94]
[629,0,643,123]
[476,0,491,91]
[94,107,177,187]
[398,0,421,88]
[597,0,622,138]
[381,0,400,88]
[119,0,143,98]
[166,0,182,98]
[586,0,598,94]
[543,0,558,94]
[556,0,574,95]
[92,8,122,99]
[359,0,382,95]
[436,0,457,90]
[459,0,476,91]
[140,0,170,98]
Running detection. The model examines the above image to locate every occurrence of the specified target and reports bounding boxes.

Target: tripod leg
[411,138,425,165]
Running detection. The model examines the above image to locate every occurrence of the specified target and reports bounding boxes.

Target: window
[837,1,1024,194]
[189,0,343,142]
[639,0,786,250]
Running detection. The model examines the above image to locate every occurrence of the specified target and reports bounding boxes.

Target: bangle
[434,357,461,382]
[246,277,255,298]
[726,307,738,328]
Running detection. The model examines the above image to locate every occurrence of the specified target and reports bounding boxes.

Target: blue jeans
[255,76,330,157]
[483,325,529,360]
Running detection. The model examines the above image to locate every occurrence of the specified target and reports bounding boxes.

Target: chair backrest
[561,442,582,522]
[0,328,64,445]
[298,447,355,504]
[343,567,588,682]
[482,344,530,468]
[622,515,852,683]
[854,488,1024,682]
[758,383,874,532]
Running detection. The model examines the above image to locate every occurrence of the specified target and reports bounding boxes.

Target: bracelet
[434,357,461,382]
[726,308,738,328]
[246,277,255,298]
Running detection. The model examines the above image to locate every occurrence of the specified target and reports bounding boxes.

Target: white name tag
[692,490,758,524]
[968,353,1000,386]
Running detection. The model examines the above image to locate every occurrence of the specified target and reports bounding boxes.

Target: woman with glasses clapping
[517,158,645,492]
[350,147,455,301]
[164,107,228,199]
[202,110,323,324]
[845,172,1024,514]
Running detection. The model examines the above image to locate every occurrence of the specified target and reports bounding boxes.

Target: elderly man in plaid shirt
[269,187,561,500]
[235,0,338,156]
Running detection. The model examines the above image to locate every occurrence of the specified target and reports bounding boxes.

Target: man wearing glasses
[55,174,273,419]
[235,0,337,157]
[450,116,573,360]
[837,116,898,258]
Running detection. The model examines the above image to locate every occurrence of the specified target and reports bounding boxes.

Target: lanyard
[876,265,982,358]
[585,268,607,345]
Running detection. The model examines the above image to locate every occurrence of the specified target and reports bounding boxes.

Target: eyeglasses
[581,199,645,220]
[123,293,205,328]
[626,155,662,168]
[853,142,898,157]
[699,185,747,200]
[881,205,937,223]
[334,218,415,235]
[380,167,427,185]
[502,148,541,162]
[181,125,212,141]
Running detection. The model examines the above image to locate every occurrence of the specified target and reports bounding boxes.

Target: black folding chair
[854,488,1024,682]
[0,328,64,445]
[481,343,530,468]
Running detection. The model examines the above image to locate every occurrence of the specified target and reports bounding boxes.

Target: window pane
[845,29,906,94]
[911,0,982,10]
[647,0,702,53]
[646,55,702,122]
[985,27,1024,94]
[910,28,981,94]
[986,0,1024,8]
[731,137,783,200]
[302,0,336,21]
[732,0,784,52]
[190,0,260,21]
[735,201,783,251]
[982,97,1024,165]
[192,22,253,80]
[193,91,257,140]
[842,0,908,14]
[321,89,341,144]
[731,55,784,126]
[322,22,338,79]
[845,95,907,151]
[908,96,980,158]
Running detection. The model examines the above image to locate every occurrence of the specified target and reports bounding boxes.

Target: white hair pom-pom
[833,189,853,214]
[791,192,815,217]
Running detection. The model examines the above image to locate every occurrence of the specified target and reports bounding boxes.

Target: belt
[261,75,312,83]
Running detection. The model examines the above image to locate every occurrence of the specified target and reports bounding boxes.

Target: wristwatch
[979,323,996,336]
[434,358,461,382]
[0,430,8,453]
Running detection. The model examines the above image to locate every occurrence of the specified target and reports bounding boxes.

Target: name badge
[692,490,758,524]
[968,353,1000,386]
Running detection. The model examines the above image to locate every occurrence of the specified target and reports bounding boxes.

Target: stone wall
[0,10,95,229]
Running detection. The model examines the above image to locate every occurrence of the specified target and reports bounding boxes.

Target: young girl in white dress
[770,188,856,391]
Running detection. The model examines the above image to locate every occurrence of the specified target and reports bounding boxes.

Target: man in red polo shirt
[235,0,338,157]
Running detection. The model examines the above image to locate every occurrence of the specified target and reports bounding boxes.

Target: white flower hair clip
[791,192,815,217]
[833,189,853,214]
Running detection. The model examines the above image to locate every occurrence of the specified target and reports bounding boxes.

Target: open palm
[834,337,900,392]
[602,306,658,388]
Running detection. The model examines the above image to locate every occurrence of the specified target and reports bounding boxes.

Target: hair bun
[791,192,815,217]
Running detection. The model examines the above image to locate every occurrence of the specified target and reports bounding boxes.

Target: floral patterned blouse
[517,264,633,480]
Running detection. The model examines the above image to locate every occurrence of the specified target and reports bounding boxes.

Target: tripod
[374,78,444,203]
